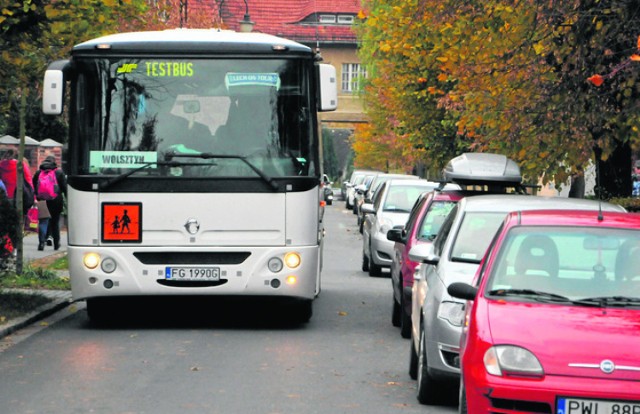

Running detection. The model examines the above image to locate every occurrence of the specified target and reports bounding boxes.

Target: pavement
[0,231,73,340]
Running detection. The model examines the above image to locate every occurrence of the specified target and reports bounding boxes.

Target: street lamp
[238,0,254,33]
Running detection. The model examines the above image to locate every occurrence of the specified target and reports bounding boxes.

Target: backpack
[37,169,59,200]
[13,175,35,214]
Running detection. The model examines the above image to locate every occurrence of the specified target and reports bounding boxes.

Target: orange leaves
[589,35,640,87]
[587,74,604,87]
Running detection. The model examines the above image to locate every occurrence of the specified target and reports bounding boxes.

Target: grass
[0,291,52,325]
[0,254,70,325]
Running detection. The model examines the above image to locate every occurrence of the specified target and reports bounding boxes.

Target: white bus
[42,29,338,323]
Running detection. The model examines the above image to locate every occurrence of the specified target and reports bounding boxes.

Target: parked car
[344,170,379,210]
[387,152,523,339]
[352,172,378,215]
[361,179,440,276]
[449,209,640,413]
[408,194,626,405]
[387,187,462,338]
[321,174,333,205]
[357,173,419,233]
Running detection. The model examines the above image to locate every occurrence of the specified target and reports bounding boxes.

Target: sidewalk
[0,231,73,340]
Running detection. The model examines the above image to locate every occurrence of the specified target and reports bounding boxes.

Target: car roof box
[443,153,522,184]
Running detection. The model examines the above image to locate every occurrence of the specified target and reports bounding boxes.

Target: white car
[361,179,440,276]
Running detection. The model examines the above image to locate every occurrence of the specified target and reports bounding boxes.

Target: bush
[608,197,640,212]
[0,191,18,261]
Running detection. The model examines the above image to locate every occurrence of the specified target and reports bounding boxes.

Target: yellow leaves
[631,54,640,62]
[437,73,448,82]
[533,42,544,55]
[103,0,118,7]
[358,9,367,19]
[379,42,391,53]
[436,56,449,63]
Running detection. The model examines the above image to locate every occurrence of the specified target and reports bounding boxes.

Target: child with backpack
[32,155,67,250]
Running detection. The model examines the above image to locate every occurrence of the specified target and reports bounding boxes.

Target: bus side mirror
[42,60,70,115]
[318,63,337,112]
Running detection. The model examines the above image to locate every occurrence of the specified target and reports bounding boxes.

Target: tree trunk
[596,141,632,199]
[16,91,27,274]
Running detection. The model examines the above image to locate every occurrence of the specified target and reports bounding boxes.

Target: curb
[0,290,73,340]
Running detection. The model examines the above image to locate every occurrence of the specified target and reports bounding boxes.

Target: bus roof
[73,29,313,56]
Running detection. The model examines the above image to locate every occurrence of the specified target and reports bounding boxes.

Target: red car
[449,209,640,413]
[387,187,463,338]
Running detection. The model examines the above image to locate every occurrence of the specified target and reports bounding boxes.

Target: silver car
[408,194,626,404]
[361,179,440,276]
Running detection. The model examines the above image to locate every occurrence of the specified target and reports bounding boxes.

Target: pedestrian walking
[36,200,51,251]
[32,155,67,250]
[0,149,35,213]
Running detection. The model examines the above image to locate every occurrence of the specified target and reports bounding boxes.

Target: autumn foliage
[355,0,640,194]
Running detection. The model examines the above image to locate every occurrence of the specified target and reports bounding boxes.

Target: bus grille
[133,252,251,265]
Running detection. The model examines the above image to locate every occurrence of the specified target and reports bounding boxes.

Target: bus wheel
[292,300,313,323]
[86,298,111,325]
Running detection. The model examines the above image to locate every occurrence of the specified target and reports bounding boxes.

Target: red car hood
[486,301,640,381]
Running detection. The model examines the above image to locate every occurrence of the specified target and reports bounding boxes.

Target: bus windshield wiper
[164,152,279,191]
[489,289,571,302]
[99,162,163,190]
[572,296,640,308]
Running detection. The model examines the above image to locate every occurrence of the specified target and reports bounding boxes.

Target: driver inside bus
[213,94,279,156]
[160,98,213,153]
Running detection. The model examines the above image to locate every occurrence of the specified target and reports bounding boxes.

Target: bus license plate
[165,267,220,281]
[557,397,640,414]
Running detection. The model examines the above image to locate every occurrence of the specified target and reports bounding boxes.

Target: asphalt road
[0,203,458,414]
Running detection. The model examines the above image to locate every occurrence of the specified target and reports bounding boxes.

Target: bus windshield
[72,58,316,178]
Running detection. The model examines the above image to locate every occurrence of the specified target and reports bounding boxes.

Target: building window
[318,14,336,24]
[341,63,367,93]
[337,15,354,24]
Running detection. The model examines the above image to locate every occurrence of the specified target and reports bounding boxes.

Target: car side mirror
[386,226,405,243]
[361,203,375,215]
[408,243,439,265]
[447,282,478,301]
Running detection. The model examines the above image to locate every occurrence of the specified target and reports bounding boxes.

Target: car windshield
[383,184,437,213]
[417,200,457,241]
[450,212,505,263]
[486,226,640,304]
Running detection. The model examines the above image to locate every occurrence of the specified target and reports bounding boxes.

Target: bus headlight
[284,252,301,269]
[83,253,100,269]
[101,257,117,274]
[268,257,284,273]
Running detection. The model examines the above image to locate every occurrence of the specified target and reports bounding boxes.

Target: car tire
[409,332,418,380]
[359,217,364,234]
[392,297,401,327]
[459,380,468,414]
[362,251,370,272]
[326,199,332,206]
[293,300,313,324]
[400,293,411,339]
[368,255,382,277]
[417,327,439,404]
[352,203,358,214]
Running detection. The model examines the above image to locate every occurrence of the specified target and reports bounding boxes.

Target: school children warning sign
[102,202,142,243]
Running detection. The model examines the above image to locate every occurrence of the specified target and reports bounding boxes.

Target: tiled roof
[193,0,360,44]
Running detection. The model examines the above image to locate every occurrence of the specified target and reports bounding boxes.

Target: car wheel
[400,293,411,339]
[362,250,370,272]
[417,327,439,404]
[352,203,358,215]
[409,332,418,380]
[368,254,382,277]
[326,199,332,206]
[459,379,468,414]
[392,297,401,327]
[359,219,364,234]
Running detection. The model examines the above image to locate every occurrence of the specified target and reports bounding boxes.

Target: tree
[356,0,640,196]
